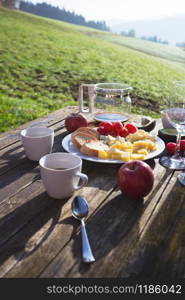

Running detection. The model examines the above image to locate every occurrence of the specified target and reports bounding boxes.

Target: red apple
[117,160,154,200]
[65,113,88,132]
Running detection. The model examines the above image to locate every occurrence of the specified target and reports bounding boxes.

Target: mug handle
[74,172,88,190]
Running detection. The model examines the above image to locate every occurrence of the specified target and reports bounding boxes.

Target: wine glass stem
[173,131,181,159]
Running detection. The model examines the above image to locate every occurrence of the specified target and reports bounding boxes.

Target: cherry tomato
[112,122,124,136]
[119,127,129,137]
[99,122,109,127]
[99,122,113,135]
[97,126,106,135]
[166,142,176,155]
[180,140,185,151]
[125,123,137,134]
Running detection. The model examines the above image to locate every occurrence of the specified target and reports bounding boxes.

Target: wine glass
[160,81,185,181]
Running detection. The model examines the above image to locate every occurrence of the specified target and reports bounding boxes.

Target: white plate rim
[61,134,165,164]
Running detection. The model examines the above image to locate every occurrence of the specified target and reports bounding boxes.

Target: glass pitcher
[78,83,133,116]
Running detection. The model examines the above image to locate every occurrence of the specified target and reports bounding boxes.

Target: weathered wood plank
[138,172,185,279]
[38,162,175,278]
[0,106,78,151]
[0,129,69,202]
[2,159,169,278]
[0,161,119,277]
[0,110,167,278]
[0,119,67,177]
[0,107,104,176]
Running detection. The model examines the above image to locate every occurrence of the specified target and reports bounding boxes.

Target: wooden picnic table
[0,106,184,279]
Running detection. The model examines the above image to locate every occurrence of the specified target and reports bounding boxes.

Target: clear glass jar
[94,83,133,114]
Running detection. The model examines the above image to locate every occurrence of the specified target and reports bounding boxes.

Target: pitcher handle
[78,84,96,113]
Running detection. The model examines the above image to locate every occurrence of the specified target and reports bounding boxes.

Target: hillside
[108,15,185,45]
[1,8,185,132]
[93,32,185,72]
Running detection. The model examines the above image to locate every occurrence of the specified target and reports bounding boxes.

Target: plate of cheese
[62,127,165,163]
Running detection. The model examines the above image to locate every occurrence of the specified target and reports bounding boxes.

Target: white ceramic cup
[39,153,88,199]
[20,127,54,161]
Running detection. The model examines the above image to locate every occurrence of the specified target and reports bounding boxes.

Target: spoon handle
[81,219,95,263]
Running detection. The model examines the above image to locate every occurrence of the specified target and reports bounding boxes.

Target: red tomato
[110,129,117,137]
[99,122,113,135]
[112,122,124,136]
[97,126,106,135]
[125,123,137,134]
[99,122,109,127]
[119,127,129,137]
[180,140,185,151]
[166,142,176,155]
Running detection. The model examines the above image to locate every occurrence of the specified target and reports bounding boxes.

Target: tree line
[18,1,110,32]
[121,29,168,45]
[1,0,16,7]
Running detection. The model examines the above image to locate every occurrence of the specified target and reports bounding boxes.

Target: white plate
[62,134,165,164]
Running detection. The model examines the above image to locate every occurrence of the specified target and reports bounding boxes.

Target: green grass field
[1,8,185,132]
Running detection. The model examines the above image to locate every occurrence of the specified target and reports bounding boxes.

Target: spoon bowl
[72,196,89,220]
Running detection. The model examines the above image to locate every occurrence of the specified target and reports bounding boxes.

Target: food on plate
[126,129,157,143]
[65,113,88,133]
[71,127,99,149]
[81,140,109,157]
[98,121,130,137]
[117,160,154,199]
[132,140,157,153]
[97,122,113,135]
[70,124,158,162]
[125,123,137,134]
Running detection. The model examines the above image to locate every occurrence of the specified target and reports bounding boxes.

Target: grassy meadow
[1,8,185,132]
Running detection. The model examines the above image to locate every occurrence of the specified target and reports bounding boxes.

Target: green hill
[1,8,185,132]
[94,32,185,68]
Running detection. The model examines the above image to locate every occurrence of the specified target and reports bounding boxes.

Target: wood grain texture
[1,107,183,279]
[39,162,174,278]
[1,162,119,277]
[0,106,78,150]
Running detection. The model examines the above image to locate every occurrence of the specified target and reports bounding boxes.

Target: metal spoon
[71,196,95,263]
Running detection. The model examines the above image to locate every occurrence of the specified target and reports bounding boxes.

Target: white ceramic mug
[39,153,88,199]
[20,127,54,161]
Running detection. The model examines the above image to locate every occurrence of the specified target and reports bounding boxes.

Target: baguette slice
[80,140,109,157]
[72,135,97,149]
[71,127,99,149]
[72,127,99,138]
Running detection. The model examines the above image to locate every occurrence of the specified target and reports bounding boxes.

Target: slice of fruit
[130,153,147,160]
[136,149,149,155]
[120,152,131,162]
[98,150,109,159]
[110,141,122,150]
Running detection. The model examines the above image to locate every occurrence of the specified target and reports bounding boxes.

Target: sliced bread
[71,127,99,149]
[72,127,99,138]
[80,140,109,157]
[72,135,97,149]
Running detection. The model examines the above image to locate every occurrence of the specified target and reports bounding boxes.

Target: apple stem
[129,162,137,170]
